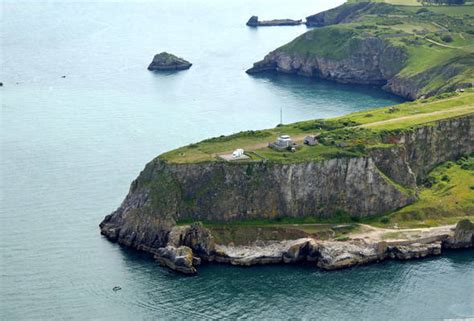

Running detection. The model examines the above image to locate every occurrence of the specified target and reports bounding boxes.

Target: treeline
[418,0,466,5]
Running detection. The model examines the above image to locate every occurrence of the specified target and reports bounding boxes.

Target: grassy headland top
[160,91,474,164]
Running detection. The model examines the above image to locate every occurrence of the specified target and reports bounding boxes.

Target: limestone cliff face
[246,36,407,88]
[100,115,473,248]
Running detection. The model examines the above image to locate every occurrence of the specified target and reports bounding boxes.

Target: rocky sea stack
[147,52,192,71]
[246,16,302,27]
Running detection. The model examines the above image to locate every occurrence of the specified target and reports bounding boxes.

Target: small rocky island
[147,52,192,71]
[246,16,302,27]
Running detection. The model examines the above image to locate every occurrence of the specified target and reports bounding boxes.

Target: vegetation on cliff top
[280,1,474,98]
[160,91,473,164]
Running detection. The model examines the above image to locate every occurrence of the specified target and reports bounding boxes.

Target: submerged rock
[246,16,302,27]
[147,52,192,71]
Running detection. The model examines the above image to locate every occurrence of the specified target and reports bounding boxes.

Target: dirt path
[431,21,448,31]
[424,37,462,49]
[348,224,455,242]
[360,105,474,128]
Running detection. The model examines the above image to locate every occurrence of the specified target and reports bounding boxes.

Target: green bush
[424,176,437,188]
[376,18,402,26]
[416,8,430,14]
[441,34,453,43]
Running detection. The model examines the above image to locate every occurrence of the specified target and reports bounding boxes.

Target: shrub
[441,34,453,43]
[380,216,390,224]
[416,8,430,14]
[424,176,437,188]
[376,18,402,26]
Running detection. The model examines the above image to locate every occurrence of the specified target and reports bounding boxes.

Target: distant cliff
[247,32,407,87]
[247,3,474,100]
[100,114,473,250]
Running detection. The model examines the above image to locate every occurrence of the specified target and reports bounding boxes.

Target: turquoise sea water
[1,0,472,319]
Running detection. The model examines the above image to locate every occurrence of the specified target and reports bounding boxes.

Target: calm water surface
[1,0,472,319]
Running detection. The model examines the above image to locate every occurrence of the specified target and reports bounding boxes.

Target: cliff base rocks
[103,218,473,275]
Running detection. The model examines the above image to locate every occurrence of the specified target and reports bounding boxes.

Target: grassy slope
[160,91,474,163]
[363,156,474,228]
[285,3,474,97]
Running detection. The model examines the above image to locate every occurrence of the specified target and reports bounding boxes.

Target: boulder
[316,241,379,270]
[182,222,216,257]
[147,52,192,71]
[154,246,197,274]
[444,219,474,249]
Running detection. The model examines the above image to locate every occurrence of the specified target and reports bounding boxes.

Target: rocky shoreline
[245,38,415,99]
[101,220,473,275]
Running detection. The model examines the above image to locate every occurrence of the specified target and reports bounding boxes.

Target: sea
[1,0,473,319]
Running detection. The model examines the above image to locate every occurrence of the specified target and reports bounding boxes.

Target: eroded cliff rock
[246,36,407,88]
[444,219,474,249]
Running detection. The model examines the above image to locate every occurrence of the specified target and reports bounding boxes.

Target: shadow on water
[249,71,405,103]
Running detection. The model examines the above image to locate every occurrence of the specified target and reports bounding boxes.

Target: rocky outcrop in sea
[246,16,302,27]
[147,52,192,71]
